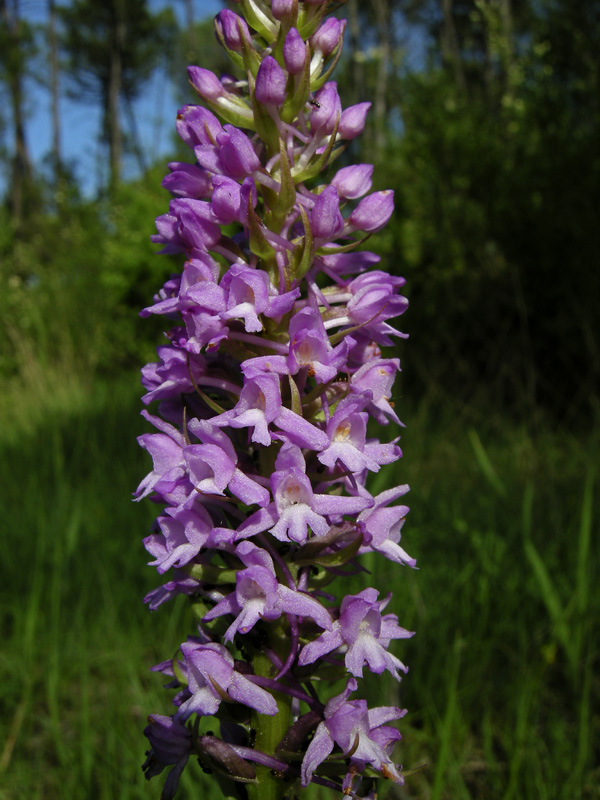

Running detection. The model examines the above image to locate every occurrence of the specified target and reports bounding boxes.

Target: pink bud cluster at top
[138,2,414,799]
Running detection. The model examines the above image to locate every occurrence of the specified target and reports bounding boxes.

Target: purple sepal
[144,575,200,610]
[319,250,381,280]
[151,199,221,254]
[162,162,211,199]
[141,345,206,404]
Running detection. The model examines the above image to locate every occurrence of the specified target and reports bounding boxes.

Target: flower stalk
[138,2,415,798]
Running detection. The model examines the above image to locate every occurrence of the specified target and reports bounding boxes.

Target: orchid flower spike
[139,3,414,799]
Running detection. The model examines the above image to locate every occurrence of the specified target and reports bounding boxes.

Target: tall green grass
[0,372,598,799]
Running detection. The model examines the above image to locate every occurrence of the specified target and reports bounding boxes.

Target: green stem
[247,649,292,800]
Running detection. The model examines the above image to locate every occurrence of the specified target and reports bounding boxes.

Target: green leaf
[288,205,315,281]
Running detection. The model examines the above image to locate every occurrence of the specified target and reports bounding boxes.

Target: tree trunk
[125,91,147,175]
[181,0,195,64]
[440,0,467,93]
[107,0,125,191]
[371,0,392,160]
[1,0,33,227]
[48,0,62,187]
[500,0,514,98]
[348,0,365,107]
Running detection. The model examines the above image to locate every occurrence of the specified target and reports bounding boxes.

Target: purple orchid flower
[357,485,416,566]
[317,395,401,474]
[298,588,413,679]
[236,443,371,545]
[143,715,192,800]
[202,541,333,639]
[301,678,407,787]
[177,641,279,720]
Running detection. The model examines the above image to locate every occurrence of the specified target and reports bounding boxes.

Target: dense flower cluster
[138,2,414,798]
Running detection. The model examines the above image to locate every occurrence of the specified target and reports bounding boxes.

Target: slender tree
[48,0,62,188]
[0,0,35,226]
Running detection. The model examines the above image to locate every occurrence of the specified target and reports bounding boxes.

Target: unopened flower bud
[283,28,306,75]
[271,0,296,19]
[311,186,344,240]
[197,735,256,782]
[338,101,371,139]
[214,10,251,52]
[255,55,287,106]
[311,18,346,57]
[187,67,225,101]
[349,190,395,232]
[331,164,373,200]
[311,82,342,133]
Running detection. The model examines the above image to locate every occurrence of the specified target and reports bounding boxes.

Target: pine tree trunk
[1,0,33,227]
[107,1,125,191]
[348,0,365,106]
[440,0,467,93]
[371,0,392,160]
[48,0,62,188]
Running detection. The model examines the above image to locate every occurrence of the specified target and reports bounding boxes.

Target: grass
[0,370,598,800]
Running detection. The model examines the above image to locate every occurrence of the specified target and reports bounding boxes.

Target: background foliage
[0,0,598,798]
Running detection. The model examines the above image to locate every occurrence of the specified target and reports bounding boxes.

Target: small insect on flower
[308,98,321,108]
